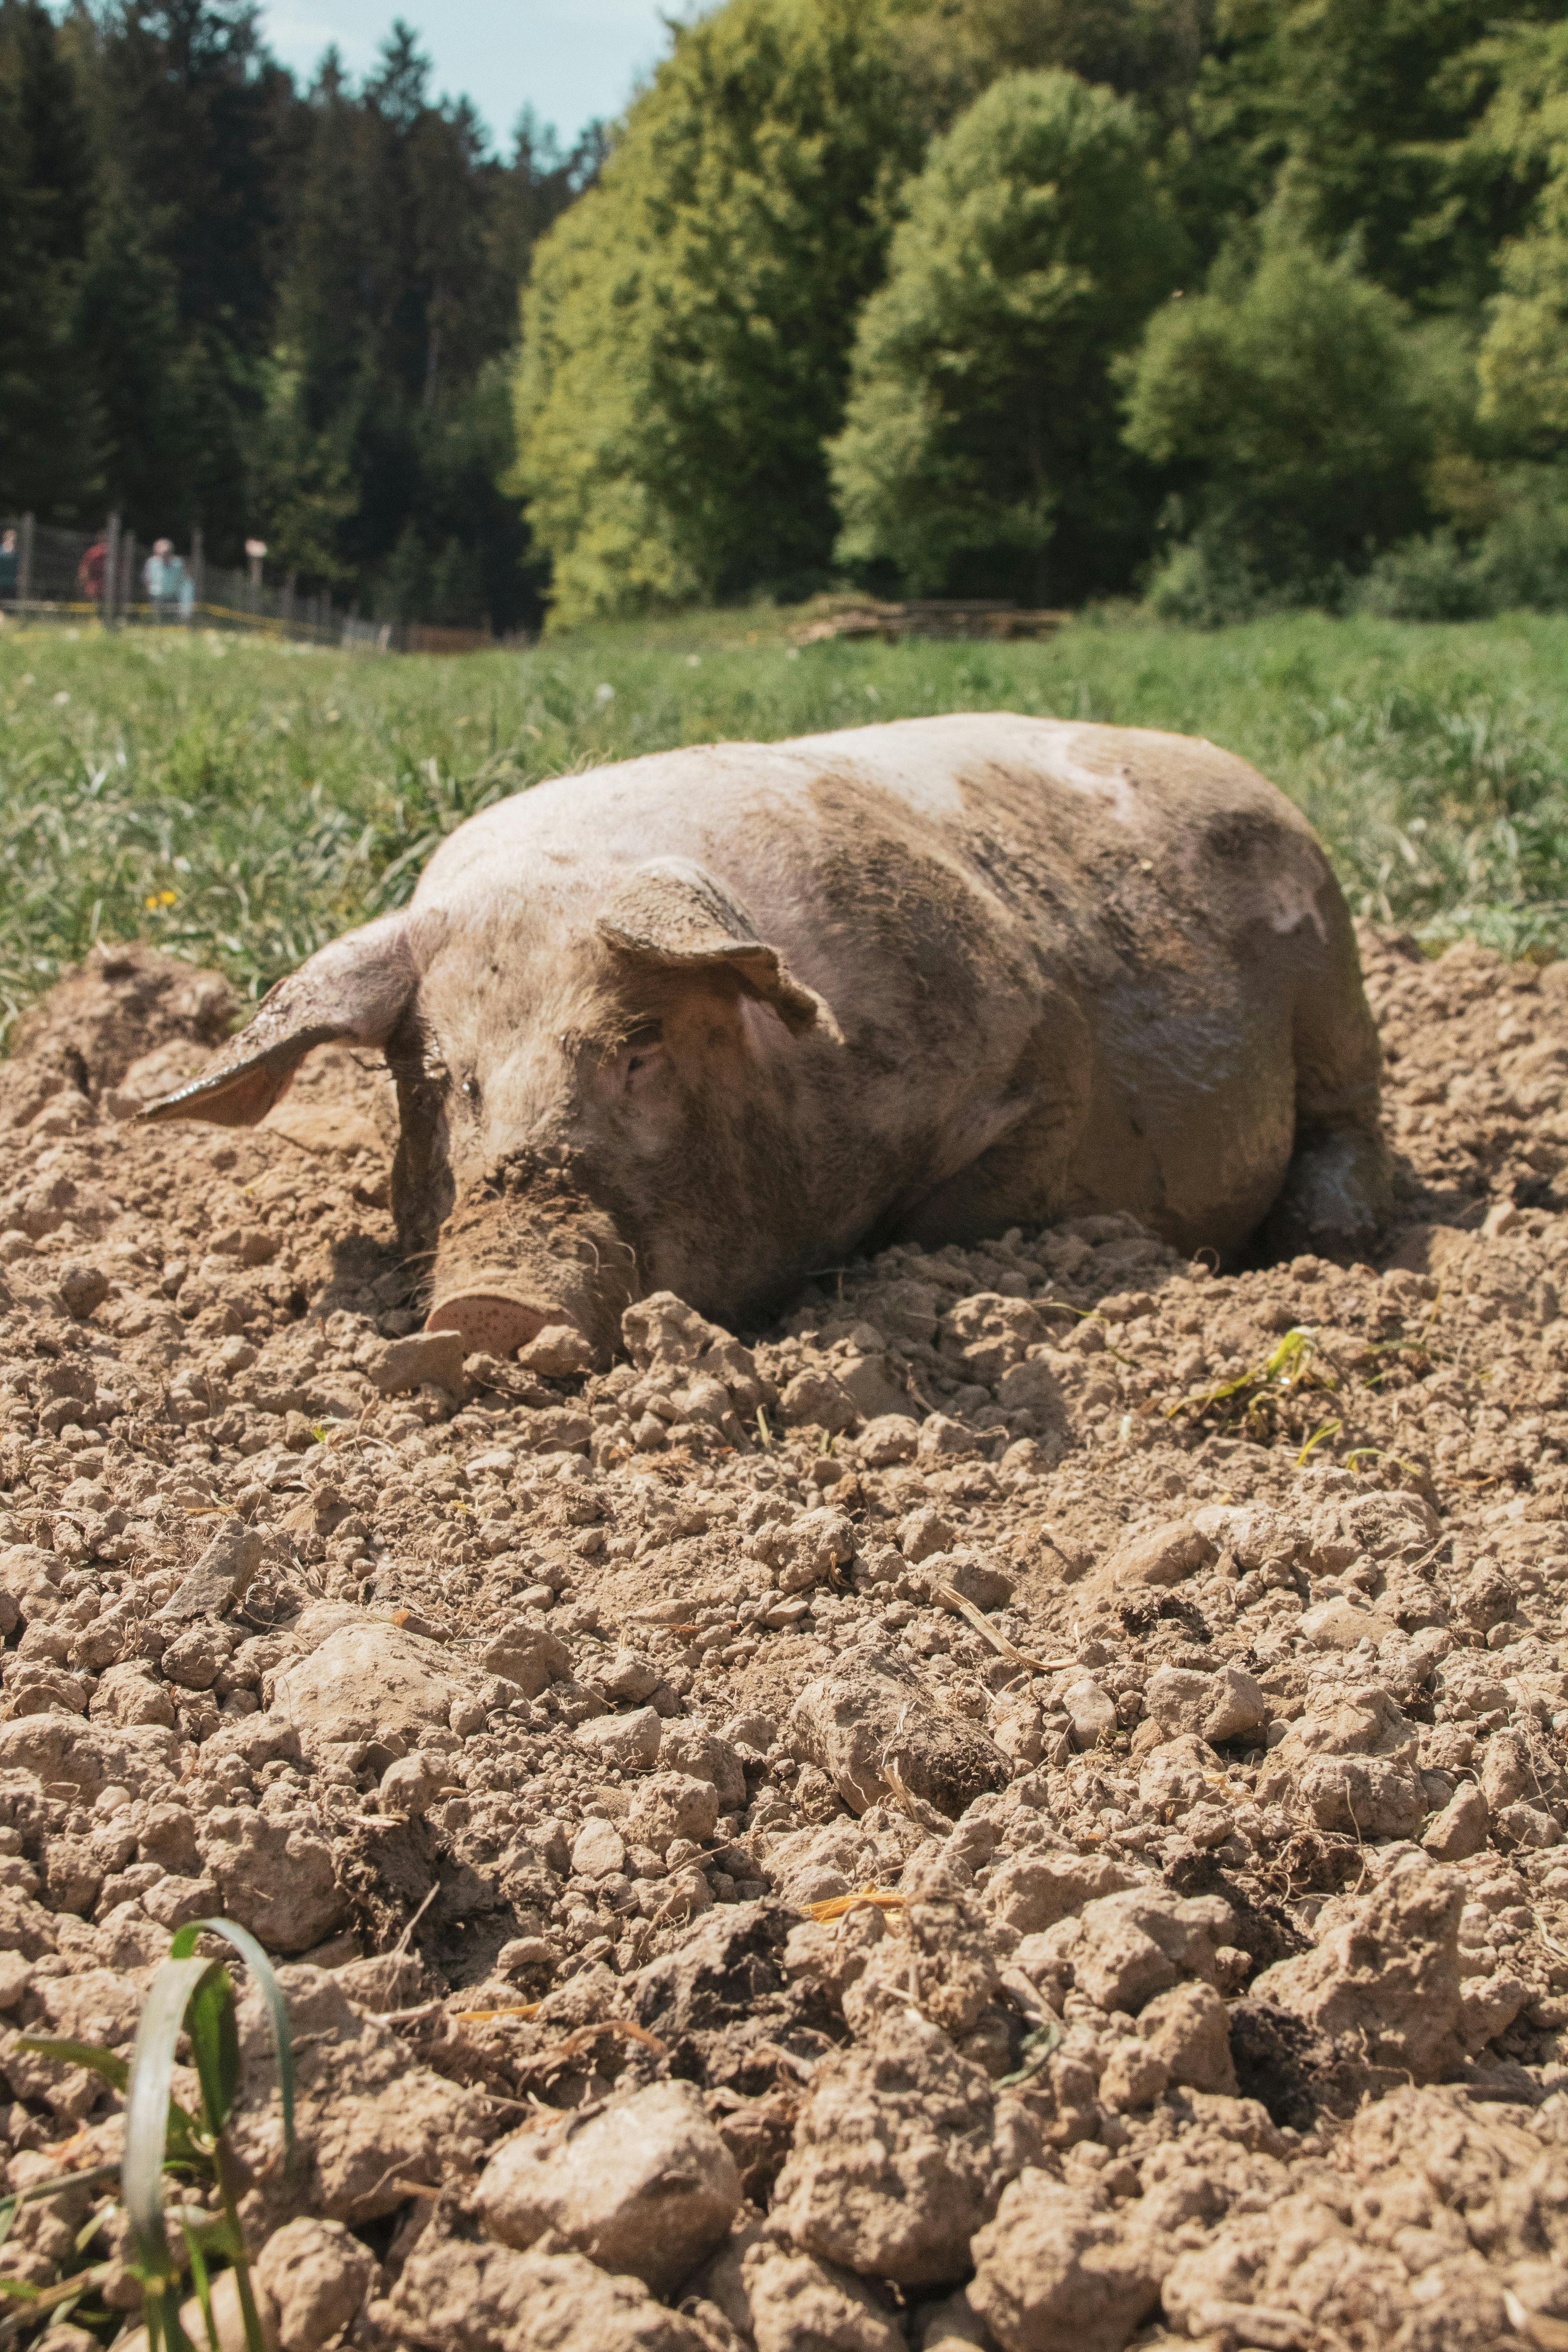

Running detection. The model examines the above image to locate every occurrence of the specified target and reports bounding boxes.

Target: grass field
[4,604,1568,1045]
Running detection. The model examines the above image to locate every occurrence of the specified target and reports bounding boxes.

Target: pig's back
[416,709,1328,965]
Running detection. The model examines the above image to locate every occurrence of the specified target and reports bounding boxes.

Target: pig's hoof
[425,1292,548,1359]
[1261,1127,1392,1265]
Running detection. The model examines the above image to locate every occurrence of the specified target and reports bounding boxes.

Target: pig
[141,712,1390,1361]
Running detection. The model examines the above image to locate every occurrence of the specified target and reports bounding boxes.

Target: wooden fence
[0,513,515,654]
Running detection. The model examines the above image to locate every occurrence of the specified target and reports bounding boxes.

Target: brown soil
[4,928,1568,2351]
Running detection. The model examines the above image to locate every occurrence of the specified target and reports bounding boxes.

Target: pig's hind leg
[1259,922,1392,1264]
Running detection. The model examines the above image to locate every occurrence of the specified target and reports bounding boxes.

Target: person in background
[78,537,107,604]
[144,538,194,622]
[0,530,17,604]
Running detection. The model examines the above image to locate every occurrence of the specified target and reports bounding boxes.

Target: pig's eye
[459,1074,480,1104]
[624,1022,662,1080]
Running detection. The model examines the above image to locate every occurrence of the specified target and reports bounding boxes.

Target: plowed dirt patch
[4,927,1568,2350]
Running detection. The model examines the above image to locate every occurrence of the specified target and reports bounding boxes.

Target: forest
[7,0,1568,631]
[0,0,602,631]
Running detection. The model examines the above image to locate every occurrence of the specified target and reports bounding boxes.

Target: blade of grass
[181,2222,221,2352]
[123,1955,222,2287]
[170,1921,295,2165]
[169,1921,296,2352]
[183,1968,238,2141]
[15,2038,129,2094]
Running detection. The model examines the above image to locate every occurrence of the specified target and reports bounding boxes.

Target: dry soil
[4,930,1568,2352]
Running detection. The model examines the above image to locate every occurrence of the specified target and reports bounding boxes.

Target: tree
[830,69,1183,601]
[1187,0,1561,315]
[73,192,193,532]
[1122,222,1439,609]
[1474,22,1568,443]
[892,0,1213,131]
[513,0,927,626]
[0,0,98,515]
[96,0,293,355]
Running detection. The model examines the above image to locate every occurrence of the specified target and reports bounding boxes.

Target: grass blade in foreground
[116,1920,298,2352]
[171,1919,296,2164]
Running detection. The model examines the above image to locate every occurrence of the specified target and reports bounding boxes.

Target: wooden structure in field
[791,598,1069,646]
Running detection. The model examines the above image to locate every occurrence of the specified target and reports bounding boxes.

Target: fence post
[103,514,120,625]
[191,526,204,622]
[17,514,34,610]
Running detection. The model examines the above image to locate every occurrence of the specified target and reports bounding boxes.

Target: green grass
[5,605,1568,1046]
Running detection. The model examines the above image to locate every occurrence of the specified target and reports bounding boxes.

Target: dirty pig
[142,712,1390,1362]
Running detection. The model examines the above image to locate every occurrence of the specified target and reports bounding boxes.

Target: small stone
[1423,1780,1490,1861]
[571,1818,628,1878]
[628,1772,719,1853]
[970,2174,1163,2352]
[855,1414,920,1467]
[477,1620,571,1698]
[518,1323,596,1377]
[377,1754,448,1818]
[1095,1518,1214,1592]
[1136,1979,1237,2094]
[835,1353,913,1423]
[898,1507,957,1563]
[255,2218,378,2352]
[917,1415,981,1464]
[575,1706,662,1772]
[160,1621,235,1691]
[476,2078,740,2295]
[925,1552,1014,1612]
[58,1263,109,1321]
[1097,2038,1170,2112]
[1062,1676,1116,1751]
[369,1329,467,1395]
[158,1519,264,1624]
[779,1368,860,1433]
[498,1937,556,1981]
[598,1649,659,1702]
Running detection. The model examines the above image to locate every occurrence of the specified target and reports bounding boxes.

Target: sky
[256,0,683,152]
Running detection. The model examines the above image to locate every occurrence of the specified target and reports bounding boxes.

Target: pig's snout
[424,1288,554,1359]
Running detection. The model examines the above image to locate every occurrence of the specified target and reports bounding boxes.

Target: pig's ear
[137,914,416,1127]
[595,858,832,1036]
